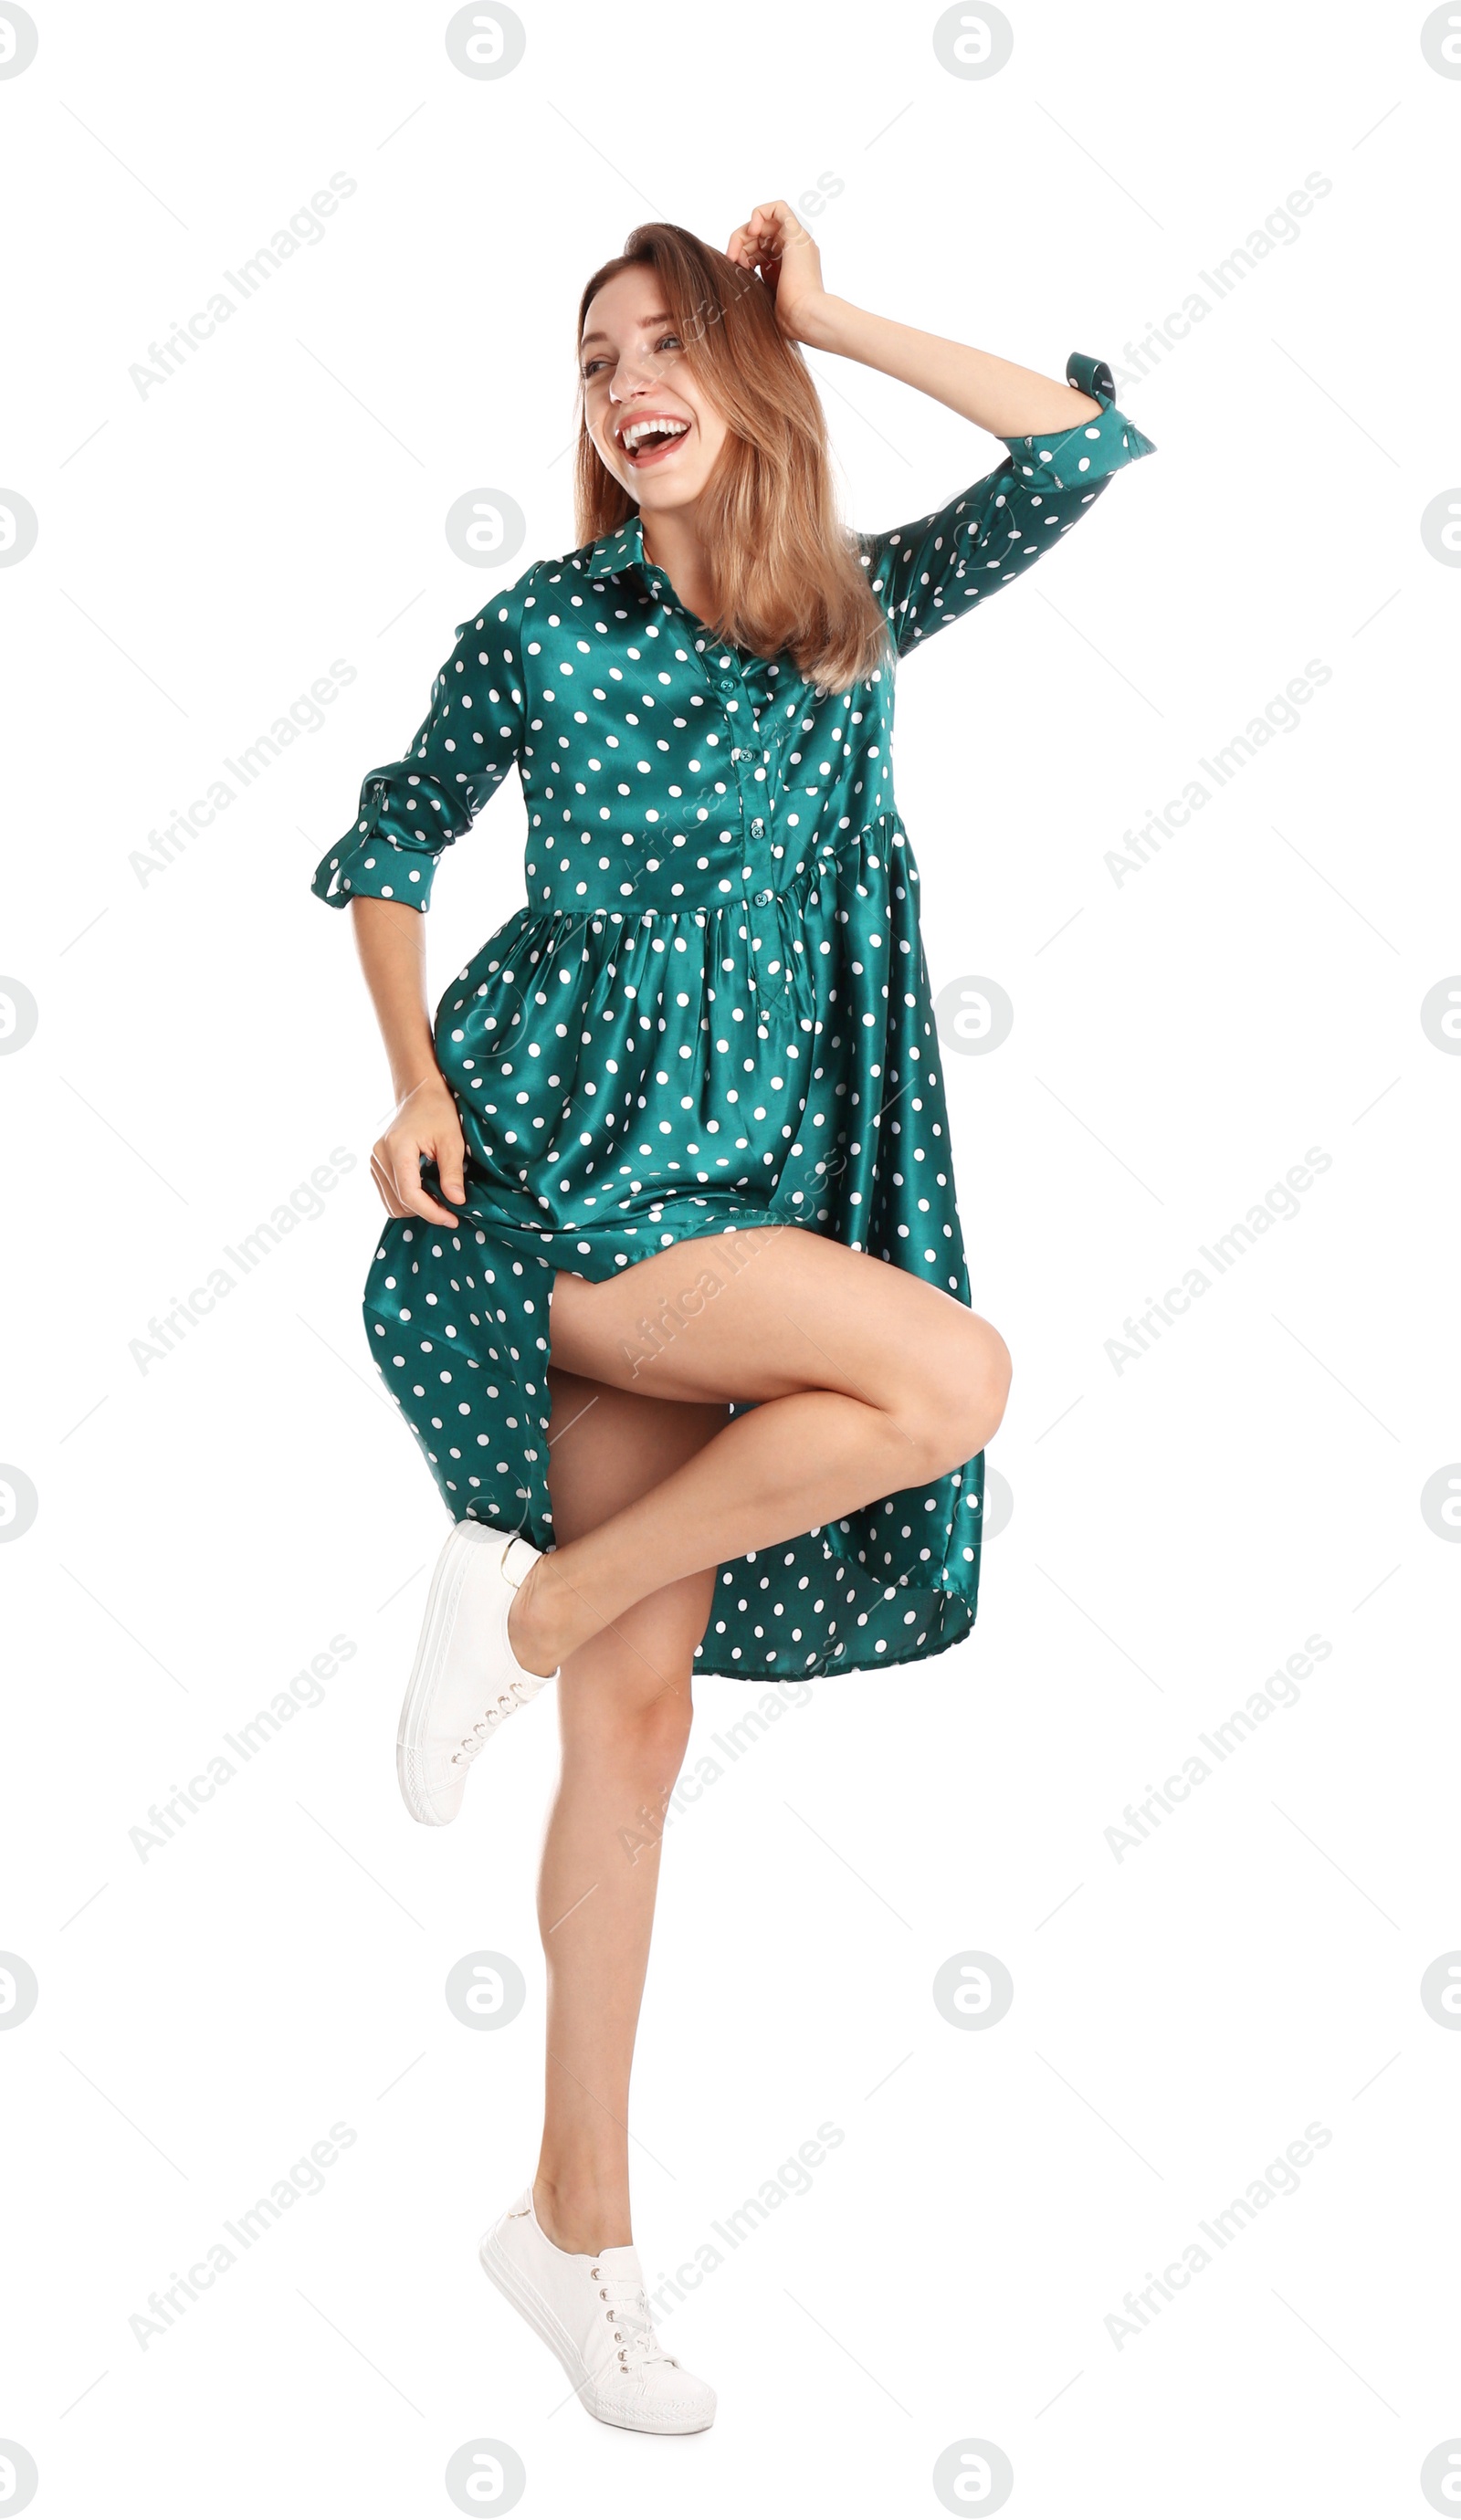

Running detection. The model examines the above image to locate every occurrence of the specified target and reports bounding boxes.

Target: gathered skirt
[363,809,983,1678]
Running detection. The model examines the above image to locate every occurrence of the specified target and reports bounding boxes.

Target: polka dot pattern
[316,355,1153,1677]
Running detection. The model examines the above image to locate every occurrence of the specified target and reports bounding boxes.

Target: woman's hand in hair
[726,199,833,348]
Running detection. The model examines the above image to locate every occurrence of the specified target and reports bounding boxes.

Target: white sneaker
[479,2186,717,2434]
[395,1526,557,1827]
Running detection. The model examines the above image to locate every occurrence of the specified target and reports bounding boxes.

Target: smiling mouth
[619,420,690,469]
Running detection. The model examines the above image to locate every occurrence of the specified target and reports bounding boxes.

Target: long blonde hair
[573,222,891,693]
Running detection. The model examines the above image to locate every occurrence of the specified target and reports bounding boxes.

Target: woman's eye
[580,334,678,381]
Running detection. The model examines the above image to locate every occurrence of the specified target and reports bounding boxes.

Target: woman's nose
[610,349,660,398]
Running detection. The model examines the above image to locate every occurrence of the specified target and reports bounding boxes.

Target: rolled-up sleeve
[858,352,1156,660]
[311,569,533,911]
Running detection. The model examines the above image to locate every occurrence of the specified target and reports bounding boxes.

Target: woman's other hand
[371,1075,466,1224]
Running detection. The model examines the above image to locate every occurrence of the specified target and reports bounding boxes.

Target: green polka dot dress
[313,353,1154,1678]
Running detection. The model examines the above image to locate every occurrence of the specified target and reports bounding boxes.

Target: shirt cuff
[310,799,437,911]
[999,352,1157,491]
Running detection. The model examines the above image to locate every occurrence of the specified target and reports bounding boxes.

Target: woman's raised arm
[725,197,1103,435]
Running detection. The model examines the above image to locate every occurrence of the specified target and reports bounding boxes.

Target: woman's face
[580,267,730,520]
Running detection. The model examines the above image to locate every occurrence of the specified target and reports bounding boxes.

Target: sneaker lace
[589,2266,677,2378]
[450,1675,542,1768]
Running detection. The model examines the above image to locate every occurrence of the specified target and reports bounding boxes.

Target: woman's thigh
[549,1224,1004,1419]
[545,1365,725,1719]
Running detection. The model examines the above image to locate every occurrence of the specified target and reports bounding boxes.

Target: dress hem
[691,1594,976,1682]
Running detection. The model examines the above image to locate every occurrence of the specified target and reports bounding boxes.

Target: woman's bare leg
[510,1224,1011,1678]
[531,1365,723,2256]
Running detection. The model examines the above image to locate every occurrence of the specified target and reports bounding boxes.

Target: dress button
[753,888,773,906]
[750,817,765,838]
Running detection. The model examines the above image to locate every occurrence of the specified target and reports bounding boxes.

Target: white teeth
[621,417,688,452]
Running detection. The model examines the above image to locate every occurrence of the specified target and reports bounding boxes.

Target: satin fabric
[313,353,1154,1676]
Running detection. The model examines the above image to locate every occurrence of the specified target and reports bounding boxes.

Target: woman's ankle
[532,2168,632,2254]
[507,1554,565,1678]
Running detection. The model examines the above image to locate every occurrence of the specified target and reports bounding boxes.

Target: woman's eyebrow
[580,311,674,348]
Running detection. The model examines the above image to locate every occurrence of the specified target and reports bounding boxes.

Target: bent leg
[512,1226,1011,1677]
[532,1367,722,2255]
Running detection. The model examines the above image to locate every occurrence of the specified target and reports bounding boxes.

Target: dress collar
[582,511,789,698]
[584,509,648,583]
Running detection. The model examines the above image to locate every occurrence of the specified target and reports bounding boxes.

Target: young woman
[312,204,1153,2434]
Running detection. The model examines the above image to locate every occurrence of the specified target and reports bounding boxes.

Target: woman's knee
[903,1315,1012,1475]
[562,1676,695,1800]
[558,1579,709,1759]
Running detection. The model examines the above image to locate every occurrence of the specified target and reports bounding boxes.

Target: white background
[2,2,1458,2513]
